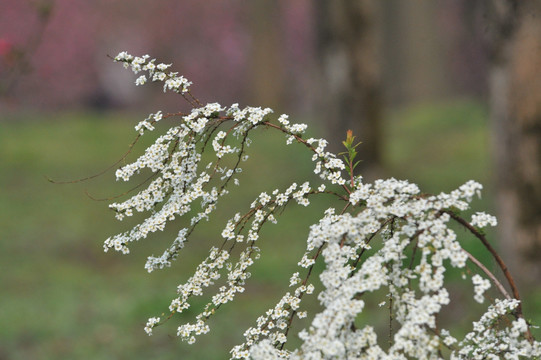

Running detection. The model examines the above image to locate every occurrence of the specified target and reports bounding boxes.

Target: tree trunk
[485,0,541,285]
[247,1,285,111]
[314,0,382,178]
[507,3,541,284]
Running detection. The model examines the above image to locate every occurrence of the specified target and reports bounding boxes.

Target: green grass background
[1,101,539,359]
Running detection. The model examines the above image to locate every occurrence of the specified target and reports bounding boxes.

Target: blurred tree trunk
[484,0,541,285]
[507,3,541,284]
[247,1,285,111]
[394,0,449,104]
[314,0,382,178]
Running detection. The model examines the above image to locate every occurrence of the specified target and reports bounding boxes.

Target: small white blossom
[472,274,491,303]
[135,75,147,85]
[471,212,498,228]
[144,317,160,335]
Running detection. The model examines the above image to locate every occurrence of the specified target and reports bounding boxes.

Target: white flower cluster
[106,53,539,359]
[102,97,286,261]
[134,111,162,135]
[212,130,238,158]
[454,299,541,359]
[238,178,539,359]
[182,102,225,133]
[278,114,308,145]
[144,316,160,336]
[231,283,315,359]
[227,103,274,135]
[114,51,192,93]
[472,274,491,303]
[304,138,346,185]
[166,179,323,345]
[169,247,230,313]
[169,245,262,345]
[471,211,498,228]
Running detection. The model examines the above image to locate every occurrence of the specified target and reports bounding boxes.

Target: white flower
[144,317,160,335]
[135,75,147,85]
[472,274,491,303]
[471,212,498,228]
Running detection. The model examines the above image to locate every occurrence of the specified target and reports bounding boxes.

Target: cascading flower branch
[102,52,540,359]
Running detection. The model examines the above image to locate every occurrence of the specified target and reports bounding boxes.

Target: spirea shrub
[99,52,541,359]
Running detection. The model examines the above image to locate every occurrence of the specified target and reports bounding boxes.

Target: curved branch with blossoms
[93,52,541,359]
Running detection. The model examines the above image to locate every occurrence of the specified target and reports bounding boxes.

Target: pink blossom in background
[0,0,315,112]
[0,38,13,57]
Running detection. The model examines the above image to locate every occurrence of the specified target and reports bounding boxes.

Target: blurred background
[1,0,540,359]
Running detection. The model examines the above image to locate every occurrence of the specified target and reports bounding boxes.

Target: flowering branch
[79,52,541,359]
[444,210,534,343]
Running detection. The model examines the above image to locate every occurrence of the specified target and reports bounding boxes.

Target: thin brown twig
[186,90,203,107]
[84,171,158,201]
[46,133,142,184]
[47,111,185,186]
[462,248,511,300]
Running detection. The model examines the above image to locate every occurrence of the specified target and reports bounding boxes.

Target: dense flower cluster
[114,52,192,94]
[455,299,541,359]
[103,52,540,359]
[470,212,498,228]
